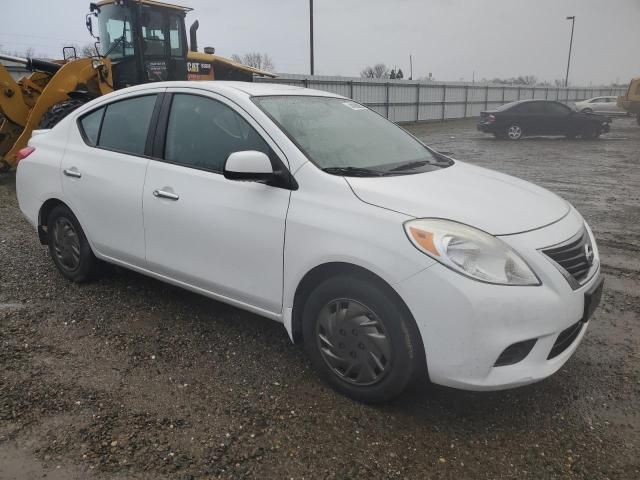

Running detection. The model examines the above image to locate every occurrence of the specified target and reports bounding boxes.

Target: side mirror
[224,151,273,182]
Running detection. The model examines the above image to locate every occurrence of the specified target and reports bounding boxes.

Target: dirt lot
[1,116,639,479]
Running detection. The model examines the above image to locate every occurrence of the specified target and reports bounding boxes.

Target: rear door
[61,92,162,265]
[142,89,292,314]
[510,102,545,135]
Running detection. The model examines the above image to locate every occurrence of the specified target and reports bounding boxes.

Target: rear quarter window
[78,107,105,146]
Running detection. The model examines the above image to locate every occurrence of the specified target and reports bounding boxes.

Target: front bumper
[395,208,602,391]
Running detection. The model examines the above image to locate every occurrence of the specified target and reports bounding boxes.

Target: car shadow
[91,264,594,430]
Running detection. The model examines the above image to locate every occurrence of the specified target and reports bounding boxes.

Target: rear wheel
[506,124,523,140]
[39,98,90,129]
[302,275,424,403]
[47,205,97,282]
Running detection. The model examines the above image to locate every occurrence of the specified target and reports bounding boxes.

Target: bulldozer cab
[91,0,190,88]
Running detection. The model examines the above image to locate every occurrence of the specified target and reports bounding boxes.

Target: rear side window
[79,107,104,146]
[164,94,269,172]
[98,95,157,155]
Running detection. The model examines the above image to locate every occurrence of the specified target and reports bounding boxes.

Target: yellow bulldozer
[617,77,640,126]
[0,0,275,171]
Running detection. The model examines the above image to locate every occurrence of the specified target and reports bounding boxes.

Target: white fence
[256,74,626,123]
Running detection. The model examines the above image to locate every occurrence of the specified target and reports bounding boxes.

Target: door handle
[63,168,82,178]
[153,189,179,201]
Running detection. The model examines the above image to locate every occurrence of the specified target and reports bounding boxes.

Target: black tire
[505,124,523,140]
[47,205,97,282]
[302,274,424,403]
[581,124,601,139]
[39,98,89,129]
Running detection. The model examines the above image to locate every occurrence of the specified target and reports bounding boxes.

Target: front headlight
[404,219,541,286]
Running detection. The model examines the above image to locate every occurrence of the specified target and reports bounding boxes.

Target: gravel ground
[1,116,639,479]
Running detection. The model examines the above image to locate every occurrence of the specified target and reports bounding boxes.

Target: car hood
[346,161,570,235]
[575,111,612,122]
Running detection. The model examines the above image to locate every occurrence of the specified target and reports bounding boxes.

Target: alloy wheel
[507,125,522,140]
[315,298,392,386]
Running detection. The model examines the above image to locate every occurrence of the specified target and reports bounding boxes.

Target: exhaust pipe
[0,53,61,74]
[189,20,199,52]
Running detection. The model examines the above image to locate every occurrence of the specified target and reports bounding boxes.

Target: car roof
[110,81,345,99]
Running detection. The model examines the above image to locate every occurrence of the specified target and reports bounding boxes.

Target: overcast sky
[1,0,637,85]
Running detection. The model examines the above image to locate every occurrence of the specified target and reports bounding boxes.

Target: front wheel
[506,124,523,140]
[581,125,601,139]
[302,275,425,403]
[47,205,97,282]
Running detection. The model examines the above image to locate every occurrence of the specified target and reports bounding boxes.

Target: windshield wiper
[386,160,433,172]
[322,166,386,177]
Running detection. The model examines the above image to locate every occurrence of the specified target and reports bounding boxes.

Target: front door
[142,90,291,314]
[544,101,573,135]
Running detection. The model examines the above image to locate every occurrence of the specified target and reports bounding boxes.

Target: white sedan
[574,96,627,115]
[16,82,603,402]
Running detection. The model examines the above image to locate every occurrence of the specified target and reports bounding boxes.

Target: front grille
[542,228,593,287]
[547,322,583,359]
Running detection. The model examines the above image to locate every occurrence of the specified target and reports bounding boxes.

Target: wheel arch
[290,262,422,348]
[37,198,71,244]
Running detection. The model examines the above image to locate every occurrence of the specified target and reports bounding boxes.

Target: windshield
[98,5,134,59]
[252,96,452,176]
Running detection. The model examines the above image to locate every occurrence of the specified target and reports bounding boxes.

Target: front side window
[515,102,545,114]
[164,94,269,172]
[253,96,451,175]
[98,5,134,59]
[98,95,157,155]
[545,102,570,115]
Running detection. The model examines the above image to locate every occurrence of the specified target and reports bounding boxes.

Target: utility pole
[409,54,413,80]
[565,16,575,87]
[309,0,314,75]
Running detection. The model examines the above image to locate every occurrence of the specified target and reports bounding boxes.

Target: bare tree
[231,52,275,72]
[80,43,98,58]
[360,63,390,79]
[64,43,98,58]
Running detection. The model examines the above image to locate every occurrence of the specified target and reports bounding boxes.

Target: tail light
[16,146,35,164]
[486,114,496,123]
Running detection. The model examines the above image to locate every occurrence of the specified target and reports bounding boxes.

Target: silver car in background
[574,96,628,115]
